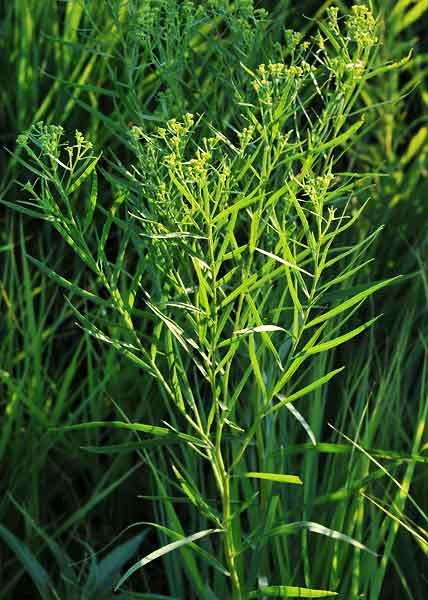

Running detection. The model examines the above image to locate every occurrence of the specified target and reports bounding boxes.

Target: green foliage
[1,1,428,599]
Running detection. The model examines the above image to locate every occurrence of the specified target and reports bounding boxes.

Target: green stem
[213,449,242,600]
[223,474,242,599]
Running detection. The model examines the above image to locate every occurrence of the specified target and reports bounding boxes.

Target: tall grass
[1,1,428,598]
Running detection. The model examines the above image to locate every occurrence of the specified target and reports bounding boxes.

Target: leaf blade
[249,585,338,598]
[114,529,222,591]
[244,472,303,485]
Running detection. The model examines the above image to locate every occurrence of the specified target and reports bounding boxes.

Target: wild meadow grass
[1,2,428,599]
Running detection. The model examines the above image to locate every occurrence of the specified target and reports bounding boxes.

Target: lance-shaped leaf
[0,525,54,600]
[234,324,287,335]
[249,585,338,598]
[52,420,206,447]
[304,277,400,329]
[114,529,222,591]
[244,472,303,485]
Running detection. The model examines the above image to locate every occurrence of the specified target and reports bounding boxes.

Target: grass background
[1,1,428,598]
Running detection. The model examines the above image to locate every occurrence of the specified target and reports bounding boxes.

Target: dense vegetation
[1,1,427,598]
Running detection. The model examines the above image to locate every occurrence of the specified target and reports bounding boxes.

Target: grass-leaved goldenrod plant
[8,5,417,599]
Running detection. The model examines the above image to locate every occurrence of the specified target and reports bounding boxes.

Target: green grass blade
[0,524,54,599]
[244,472,303,485]
[114,529,223,592]
[249,585,338,598]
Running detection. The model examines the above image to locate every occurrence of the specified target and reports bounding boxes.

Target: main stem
[206,211,242,599]
[222,470,242,599]
[212,444,242,600]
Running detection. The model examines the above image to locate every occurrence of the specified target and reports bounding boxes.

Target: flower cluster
[135,3,161,36]
[159,113,195,168]
[134,0,203,44]
[252,60,315,106]
[326,7,340,36]
[208,0,268,50]
[300,171,335,218]
[17,122,95,174]
[187,136,217,180]
[284,29,310,54]
[284,29,302,52]
[237,125,255,152]
[17,122,64,157]
[346,5,378,48]
[65,130,93,167]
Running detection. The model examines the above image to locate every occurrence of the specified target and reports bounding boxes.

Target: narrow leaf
[51,420,205,447]
[0,525,53,600]
[234,325,286,335]
[255,247,312,276]
[285,403,316,446]
[91,532,147,592]
[304,317,380,355]
[27,255,108,306]
[68,153,101,193]
[268,521,376,555]
[244,472,303,485]
[249,585,338,598]
[84,171,98,230]
[305,278,400,329]
[114,529,222,591]
[269,368,345,415]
